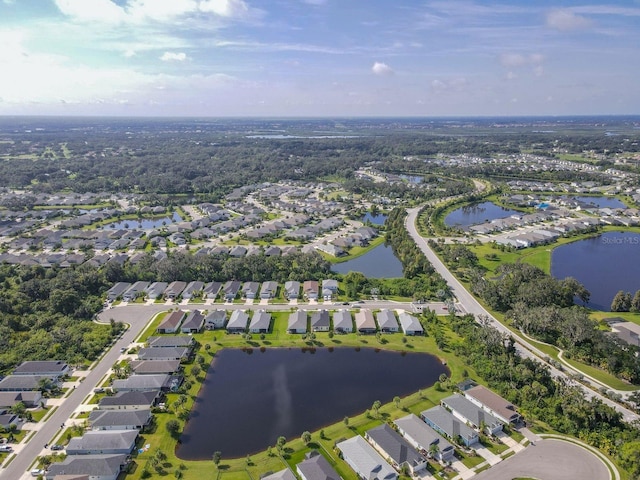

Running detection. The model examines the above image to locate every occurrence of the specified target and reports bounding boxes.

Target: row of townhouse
[287,309,424,336]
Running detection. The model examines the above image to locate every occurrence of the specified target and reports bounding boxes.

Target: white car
[31,468,45,477]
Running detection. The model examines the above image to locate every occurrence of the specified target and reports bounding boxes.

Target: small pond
[445,201,520,228]
[572,196,626,209]
[332,243,403,278]
[177,347,447,459]
[551,231,640,310]
[361,212,387,225]
[106,212,182,229]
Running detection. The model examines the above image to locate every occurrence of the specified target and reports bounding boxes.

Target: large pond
[551,231,640,310]
[107,212,182,229]
[361,212,387,225]
[332,243,403,278]
[177,347,447,459]
[445,201,520,228]
[572,196,626,209]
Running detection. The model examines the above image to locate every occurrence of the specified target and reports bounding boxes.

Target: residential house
[13,360,69,378]
[249,311,272,334]
[284,281,300,300]
[137,347,190,361]
[182,281,204,300]
[394,414,455,463]
[463,385,521,425]
[222,280,242,302]
[147,336,194,349]
[0,413,21,430]
[122,281,149,302]
[321,279,339,301]
[242,282,260,300]
[227,310,249,334]
[261,468,297,480]
[264,246,281,257]
[145,282,168,300]
[310,310,330,332]
[181,311,205,333]
[260,281,278,300]
[288,311,308,334]
[354,309,377,334]
[303,280,319,300]
[421,405,478,447]
[0,391,42,409]
[156,311,186,334]
[164,281,187,300]
[204,310,227,330]
[129,360,181,376]
[111,374,173,392]
[0,375,56,392]
[398,313,423,336]
[106,282,130,302]
[229,245,247,257]
[376,310,398,333]
[98,391,161,411]
[296,452,341,480]
[66,430,138,455]
[441,394,503,435]
[45,454,129,480]
[337,436,397,480]
[365,423,427,475]
[203,281,222,300]
[332,310,353,333]
[88,409,152,431]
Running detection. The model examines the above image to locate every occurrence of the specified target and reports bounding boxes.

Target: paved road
[404,206,639,423]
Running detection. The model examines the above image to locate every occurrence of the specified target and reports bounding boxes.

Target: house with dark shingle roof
[463,385,521,425]
[249,311,271,334]
[310,310,330,332]
[45,454,128,480]
[129,360,181,376]
[296,452,341,480]
[376,310,398,333]
[332,310,353,333]
[421,405,478,447]
[156,311,186,334]
[441,394,503,435]
[365,423,427,474]
[394,414,454,463]
[98,391,161,411]
[147,335,193,348]
[88,409,152,431]
[181,311,205,333]
[65,430,138,455]
[137,347,190,361]
[284,281,300,300]
[13,360,69,378]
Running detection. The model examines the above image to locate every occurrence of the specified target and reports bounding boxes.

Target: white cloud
[160,51,188,61]
[500,53,544,76]
[54,0,126,23]
[430,77,468,92]
[546,9,592,31]
[372,61,394,76]
[500,53,527,68]
[199,0,250,18]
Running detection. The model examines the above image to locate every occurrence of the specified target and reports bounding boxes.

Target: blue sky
[0,0,639,116]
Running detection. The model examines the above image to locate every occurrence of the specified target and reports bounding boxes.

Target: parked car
[0,445,13,452]
[30,468,45,477]
[50,444,64,451]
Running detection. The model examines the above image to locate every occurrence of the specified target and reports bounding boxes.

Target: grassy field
[118,310,493,480]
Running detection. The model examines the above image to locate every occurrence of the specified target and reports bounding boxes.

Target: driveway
[472,438,610,480]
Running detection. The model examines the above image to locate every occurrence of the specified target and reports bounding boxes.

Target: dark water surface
[332,243,403,278]
[445,201,520,228]
[177,347,447,459]
[551,231,640,310]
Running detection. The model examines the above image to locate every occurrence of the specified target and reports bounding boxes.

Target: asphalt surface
[404,206,639,423]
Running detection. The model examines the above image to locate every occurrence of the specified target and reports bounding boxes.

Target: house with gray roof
[376,310,398,333]
[337,435,397,480]
[296,452,341,480]
[242,282,260,300]
[122,281,149,302]
[0,375,55,392]
[156,310,186,334]
[284,281,300,300]
[261,468,297,480]
[421,405,478,447]
[204,310,227,330]
[88,409,152,431]
[355,309,377,334]
[463,385,521,425]
[164,281,187,300]
[111,374,172,392]
[129,360,181,376]
[398,313,423,336]
[310,310,330,332]
[0,391,42,409]
[13,360,69,378]
[98,391,161,411]
[365,423,427,474]
[66,430,138,455]
[394,414,454,463]
[441,394,503,435]
[249,311,272,334]
[137,347,190,361]
[227,310,249,333]
[223,280,242,302]
[182,281,204,299]
[147,335,193,348]
[260,281,278,299]
[45,454,129,480]
[332,310,353,333]
[145,282,168,300]
[106,282,130,302]
[288,311,307,334]
[181,311,205,333]
[203,281,222,299]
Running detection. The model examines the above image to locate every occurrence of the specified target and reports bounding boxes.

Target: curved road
[404,206,639,423]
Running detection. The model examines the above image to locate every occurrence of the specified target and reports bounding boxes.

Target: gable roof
[441,394,502,430]
[310,310,330,329]
[129,360,181,375]
[156,311,186,331]
[111,374,171,391]
[98,390,159,407]
[66,430,138,453]
[393,414,453,453]
[13,360,68,375]
[297,453,341,480]
[147,335,193,348]
[366,423,423,468]
[88,409,152,429]
[337,436,397,480]
[464,386,519,423]
[46,454,128,477]
[137,347,190,360]
[288,311,307,331]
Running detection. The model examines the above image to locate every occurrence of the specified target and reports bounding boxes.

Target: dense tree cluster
[0,264,121,373]
[448,313,640,477]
